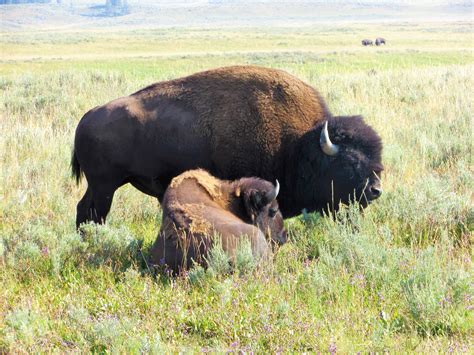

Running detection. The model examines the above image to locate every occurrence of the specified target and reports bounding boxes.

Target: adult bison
[149,169,287,272]
[362,39,373,46]
[72,65,383,228]
[375,37,386,46]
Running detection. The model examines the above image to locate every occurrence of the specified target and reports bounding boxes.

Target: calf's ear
[242,189,264,222]
[241,180,279,221]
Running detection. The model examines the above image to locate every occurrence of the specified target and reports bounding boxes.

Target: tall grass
[0,23,473,352]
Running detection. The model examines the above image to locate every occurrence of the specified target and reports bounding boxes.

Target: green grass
[1,22,473,352]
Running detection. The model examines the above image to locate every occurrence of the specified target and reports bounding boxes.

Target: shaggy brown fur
[131,65,328,180]
[72,65,383,227]
[148,169,287,273]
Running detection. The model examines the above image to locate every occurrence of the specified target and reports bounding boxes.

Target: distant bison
[362,39,373,46]
[375,37,386,46]
[72,65,383,227]
[148,169,287,272]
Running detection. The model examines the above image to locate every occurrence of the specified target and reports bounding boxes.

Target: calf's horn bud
[320,121,339,156]
[266,179,280,203]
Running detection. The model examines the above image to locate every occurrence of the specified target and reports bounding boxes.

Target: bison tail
[71,150,83,184]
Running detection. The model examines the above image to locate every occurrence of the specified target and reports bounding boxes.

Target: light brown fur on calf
[169,170,224,203]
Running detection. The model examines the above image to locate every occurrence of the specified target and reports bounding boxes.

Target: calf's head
[235,178,287,245]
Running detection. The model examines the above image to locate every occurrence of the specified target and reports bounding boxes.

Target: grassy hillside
[0,22,473,352]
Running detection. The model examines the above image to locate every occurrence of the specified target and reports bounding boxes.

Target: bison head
[236,179,287,246]
[295,115,383,214]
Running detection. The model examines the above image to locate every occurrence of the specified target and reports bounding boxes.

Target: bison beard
[72,65,383,228]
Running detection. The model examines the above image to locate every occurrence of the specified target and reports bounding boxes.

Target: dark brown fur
[148,169,286,273]
[72,65,383,227]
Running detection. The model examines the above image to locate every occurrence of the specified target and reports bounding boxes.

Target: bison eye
[269,208,278,218]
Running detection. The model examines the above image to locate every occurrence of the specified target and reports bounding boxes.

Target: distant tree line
[0,0,56,3]
[1,0,128,16]
[0,1,127,8]
[105,0,128,16]
[106,0,125,7]
[0,0,129,15]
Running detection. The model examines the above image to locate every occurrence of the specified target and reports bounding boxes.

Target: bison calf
[149,169,287,273]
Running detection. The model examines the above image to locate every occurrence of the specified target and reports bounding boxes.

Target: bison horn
[320,121,339,156]
[266,179,280,203]
[274,179,280,199]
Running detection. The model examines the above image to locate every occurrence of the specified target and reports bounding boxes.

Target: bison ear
[242,180,279,222]
[242,190,264,222]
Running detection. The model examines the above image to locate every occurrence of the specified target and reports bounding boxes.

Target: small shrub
[206,239,231,276]
[188,264,210,286]
[79,223,140,270]
[3,308,50,350]
[400,247,471,336]
[375,174,470,245]
[235,238,256,275]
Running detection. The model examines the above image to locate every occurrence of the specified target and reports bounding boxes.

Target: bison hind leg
[76,187,93,229]
[76,177,124,229]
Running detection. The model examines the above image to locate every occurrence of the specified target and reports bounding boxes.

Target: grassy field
[0,22,473,352]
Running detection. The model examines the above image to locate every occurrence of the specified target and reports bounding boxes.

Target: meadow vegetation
[0,22,473,352]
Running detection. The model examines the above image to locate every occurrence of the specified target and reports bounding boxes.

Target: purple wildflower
[230,341,239,348]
